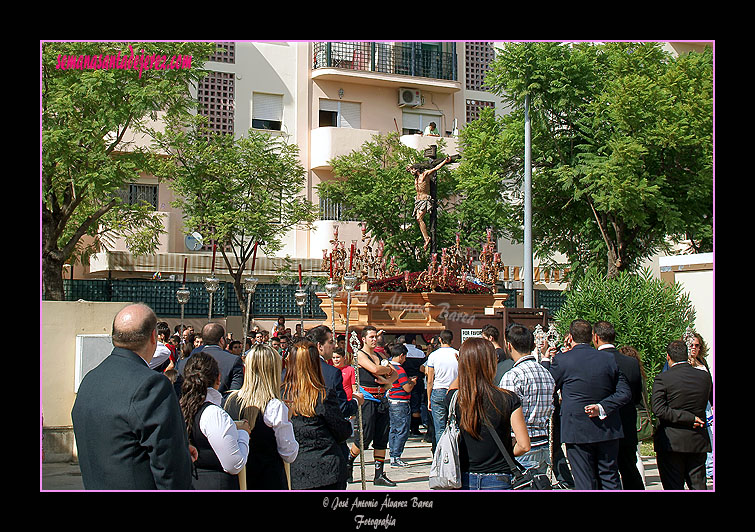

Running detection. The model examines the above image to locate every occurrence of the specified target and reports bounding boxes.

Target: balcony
[312,42,460,92]
[310,126,379,170]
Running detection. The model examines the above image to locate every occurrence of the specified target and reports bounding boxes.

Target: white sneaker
[391,458,409,467]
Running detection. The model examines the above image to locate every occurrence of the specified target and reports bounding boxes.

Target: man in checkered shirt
[499,323,556,475]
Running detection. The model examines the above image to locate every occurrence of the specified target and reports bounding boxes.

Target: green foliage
[554,268,695,387]
[481,42,713,278]
[318,132,458,272]
[41,41,217,299]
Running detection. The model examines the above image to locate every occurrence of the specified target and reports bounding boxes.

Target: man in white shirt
[426,329,458,445]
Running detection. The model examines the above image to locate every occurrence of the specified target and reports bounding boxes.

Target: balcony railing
[313,42,457,81]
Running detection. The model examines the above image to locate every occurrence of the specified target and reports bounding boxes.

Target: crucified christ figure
[406,156,453,250]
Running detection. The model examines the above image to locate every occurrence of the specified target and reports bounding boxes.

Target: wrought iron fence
[313,42,457,81]
[62,279,326,319]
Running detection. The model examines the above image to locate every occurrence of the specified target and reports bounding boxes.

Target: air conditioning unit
[398,87,421,107]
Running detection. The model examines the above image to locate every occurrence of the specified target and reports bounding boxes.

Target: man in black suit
[176,322,244,400]
[592,321,645,489]
[542,319,631,490]
[72,304,194,489]
[651,340,712,490]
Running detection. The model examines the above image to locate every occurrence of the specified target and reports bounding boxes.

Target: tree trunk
[606,248,619,279]
[42,250,66,301]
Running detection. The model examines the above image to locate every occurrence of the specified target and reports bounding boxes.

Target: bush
[553,268,695,389]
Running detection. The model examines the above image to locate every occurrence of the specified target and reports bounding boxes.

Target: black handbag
[483,417,553,490]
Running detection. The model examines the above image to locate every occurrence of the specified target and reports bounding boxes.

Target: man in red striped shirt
[388,344,418,468]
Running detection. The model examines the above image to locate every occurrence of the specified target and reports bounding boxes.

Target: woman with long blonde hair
[282,341,352,490]
[447,337,530,490]
[224,344,298,490]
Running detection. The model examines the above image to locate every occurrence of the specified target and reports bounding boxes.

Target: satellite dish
[185,232,204,251]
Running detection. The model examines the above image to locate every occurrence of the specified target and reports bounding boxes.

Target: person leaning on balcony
[423,121,440,136]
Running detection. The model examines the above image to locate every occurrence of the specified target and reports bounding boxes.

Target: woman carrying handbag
[442,338,531,490]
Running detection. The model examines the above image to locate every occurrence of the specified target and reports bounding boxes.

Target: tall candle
[182,257,187,284]
[211,243,217,274]
[298,264,302,287]
[251,242,258,272]
[349,243,355,271]
[329,253,333,279]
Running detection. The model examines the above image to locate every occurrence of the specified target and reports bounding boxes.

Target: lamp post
[294,287,307,333]
[242,276,259,352]
[204,275,220,322]
[325,278,339,333]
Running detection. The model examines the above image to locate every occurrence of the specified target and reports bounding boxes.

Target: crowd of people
[70,303,713,491]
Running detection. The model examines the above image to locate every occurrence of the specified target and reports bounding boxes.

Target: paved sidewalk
[42,432,711,491]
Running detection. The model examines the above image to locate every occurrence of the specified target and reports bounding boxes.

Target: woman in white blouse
[180,351,251,490]
[225,344,299,489]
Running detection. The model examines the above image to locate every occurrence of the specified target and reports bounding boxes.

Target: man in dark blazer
[542,319,631,490]
[651,340,712,490]
[593,321,645,489]
[176,322,244,400]
[72,304,194,489]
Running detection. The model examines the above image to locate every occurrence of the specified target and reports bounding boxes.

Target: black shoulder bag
[482,416,553,490]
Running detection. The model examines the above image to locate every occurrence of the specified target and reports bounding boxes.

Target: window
[252,93,283,131]
[209,42,235,64]
[115,184,158,209]
[319,99,361,128]
[402,110,442,135]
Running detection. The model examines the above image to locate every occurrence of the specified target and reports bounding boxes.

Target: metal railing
[313,42,457,81]
[319,197,361,222]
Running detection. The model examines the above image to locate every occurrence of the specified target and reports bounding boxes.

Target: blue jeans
[430,388,449,446]
[388,400,411,459]
[516,443,550,475]
[462,472,513,490]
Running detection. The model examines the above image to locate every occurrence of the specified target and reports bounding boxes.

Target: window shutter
[253,93,283,121]
[340,102,361,129]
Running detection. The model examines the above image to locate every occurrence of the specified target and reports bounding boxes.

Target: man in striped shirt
[388,344,417,467]
[499,323,556,475]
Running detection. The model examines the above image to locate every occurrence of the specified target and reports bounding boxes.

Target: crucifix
[406,145,460,255]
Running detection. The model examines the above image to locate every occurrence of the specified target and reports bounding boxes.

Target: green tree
[554,268,695,388]
[42,41,216,300]
[483,42,713,279]
[318,132,458,272]
[149,116,318,315]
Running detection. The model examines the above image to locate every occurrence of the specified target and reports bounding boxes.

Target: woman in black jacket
[282,341,352,490]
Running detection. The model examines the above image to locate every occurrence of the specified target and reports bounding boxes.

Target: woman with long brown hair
[180,351,251,490]
[445,337,530,490]
[282,341,352,490]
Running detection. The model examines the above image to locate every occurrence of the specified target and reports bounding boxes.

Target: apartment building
[79,40,710,290]
[81,41,482,284]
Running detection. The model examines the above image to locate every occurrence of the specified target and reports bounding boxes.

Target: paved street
[42,430,711,491]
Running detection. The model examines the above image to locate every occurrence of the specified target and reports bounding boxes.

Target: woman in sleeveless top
[224,344,298,490]
[180,351,251,490]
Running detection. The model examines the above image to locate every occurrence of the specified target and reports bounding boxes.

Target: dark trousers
[617,439,645,490]
[656,450,708,490]
[565,439,621,490]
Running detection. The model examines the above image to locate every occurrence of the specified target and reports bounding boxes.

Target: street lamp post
[242,276,259,352]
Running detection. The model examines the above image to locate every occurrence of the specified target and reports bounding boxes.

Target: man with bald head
[71,303,194,489]
[176,322,244,400]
